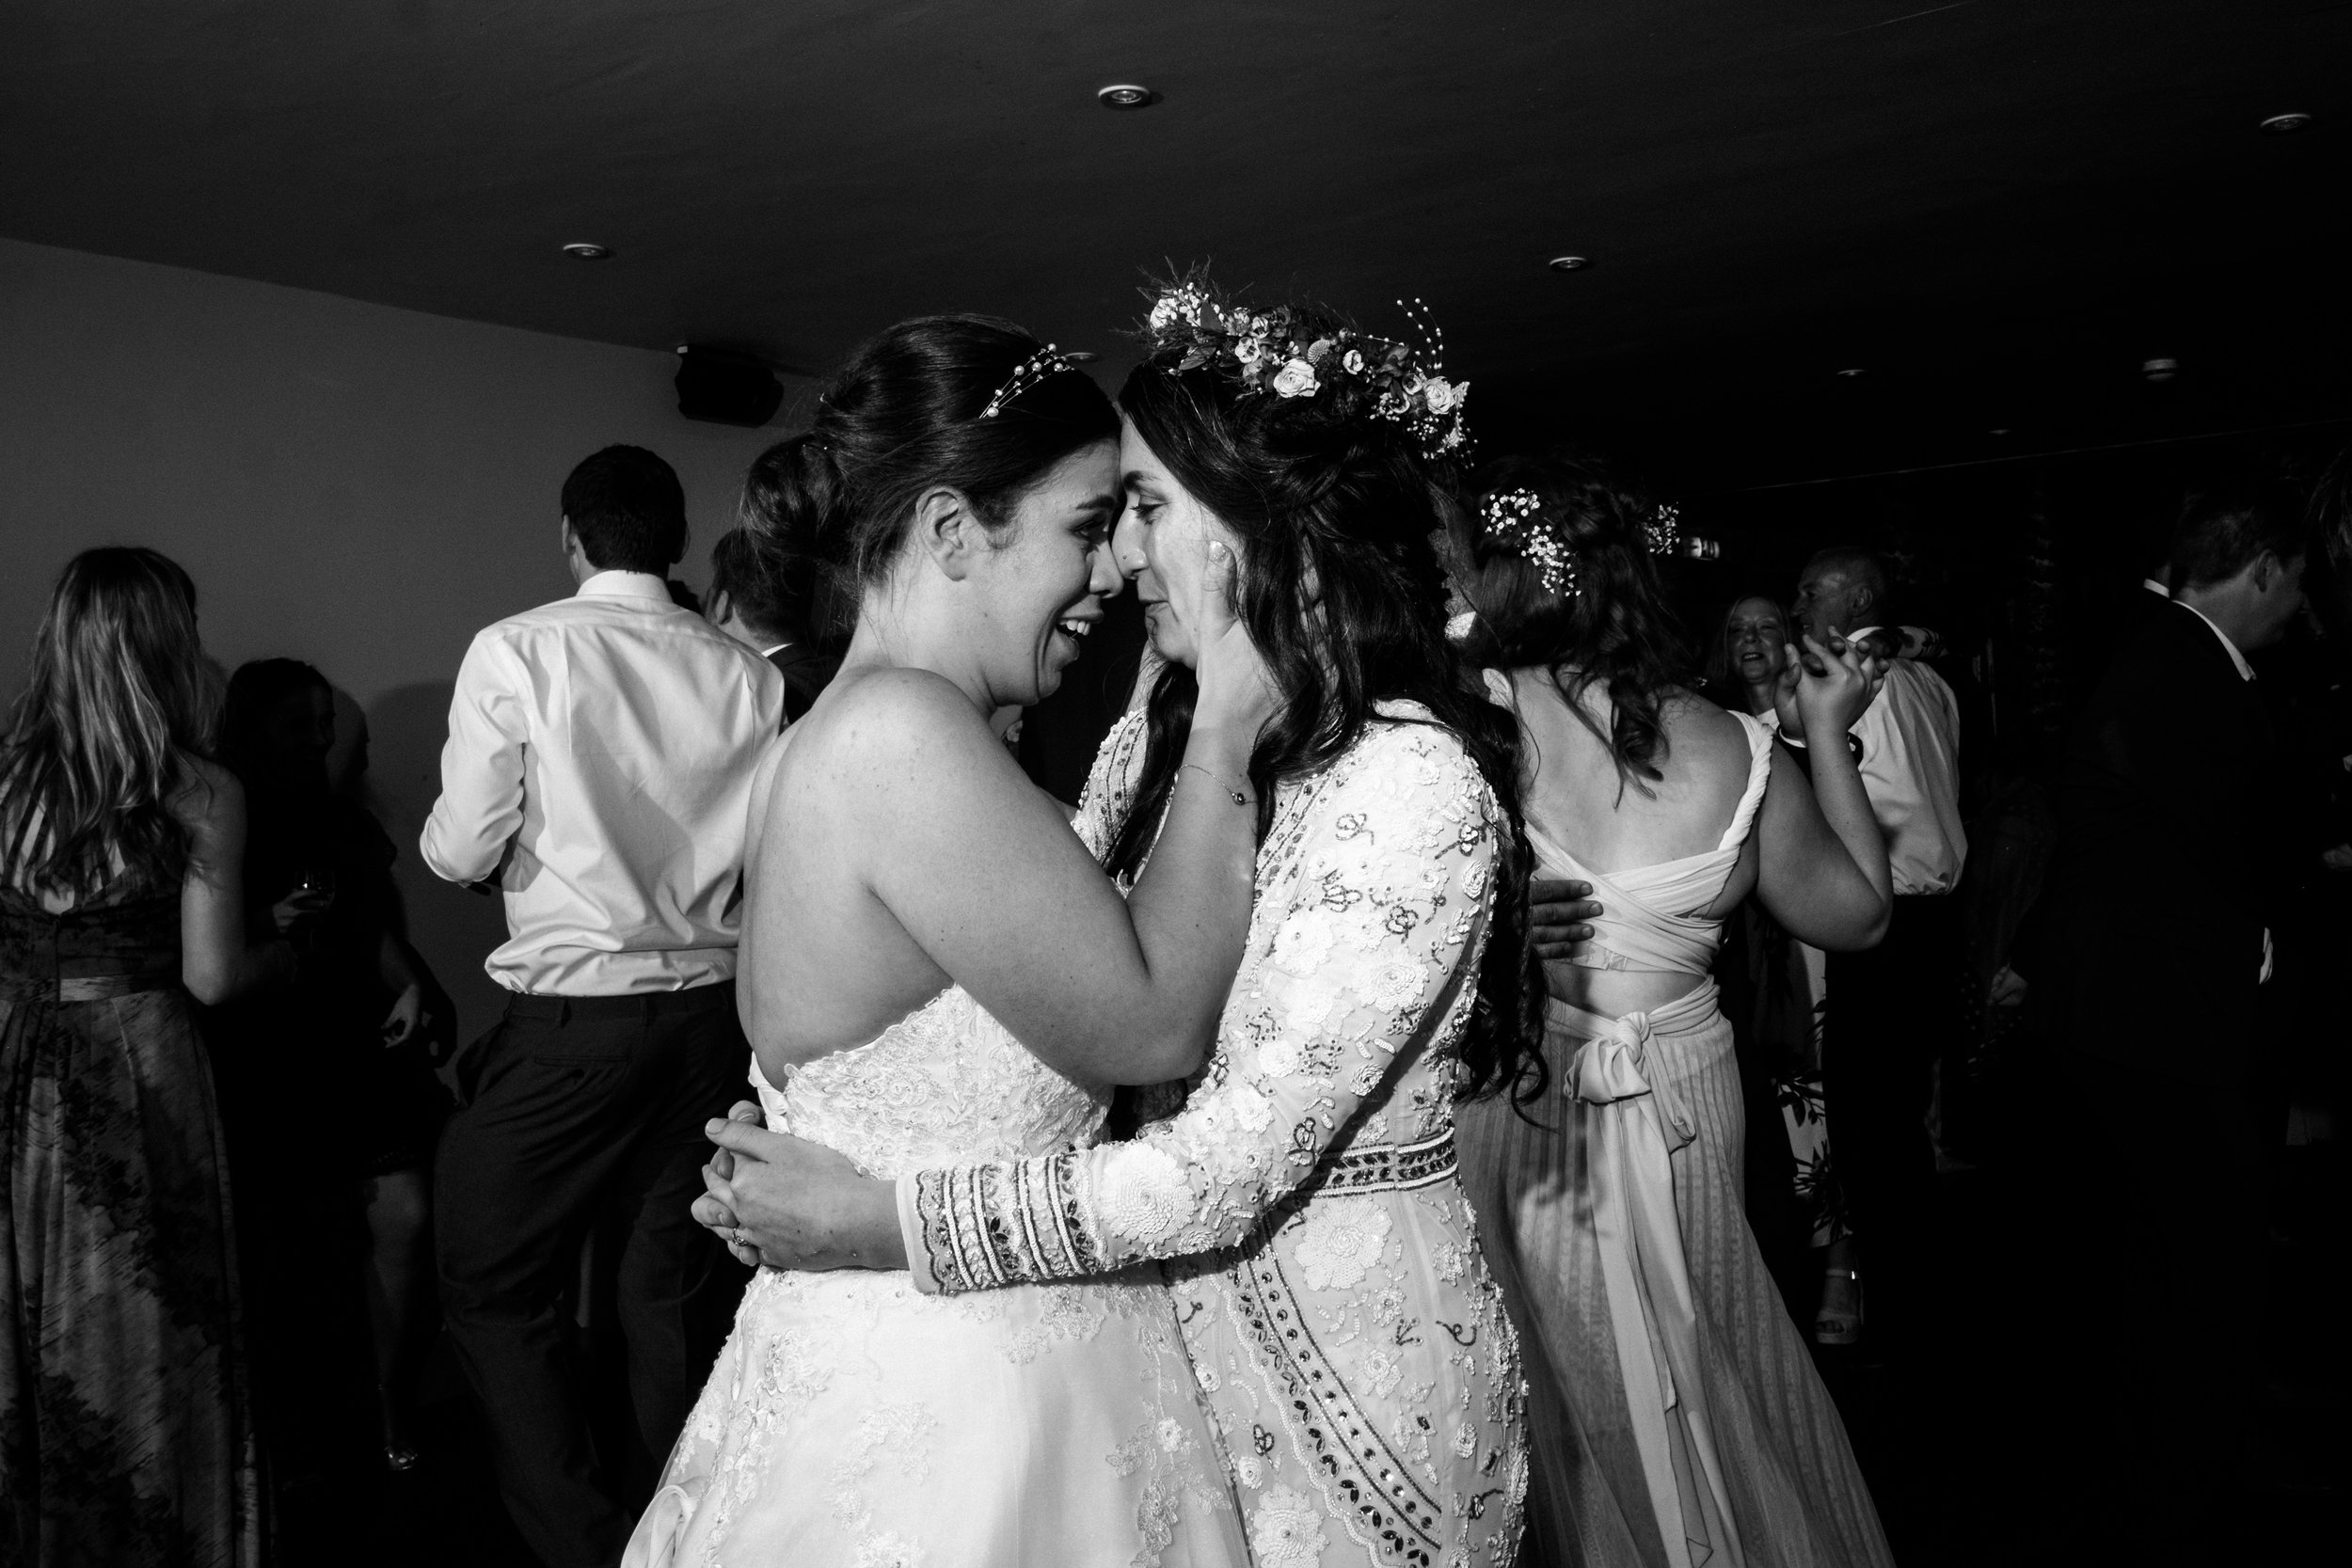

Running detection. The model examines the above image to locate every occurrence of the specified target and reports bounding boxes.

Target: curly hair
[1104,292,1544,1105]
[1449,455,1694,801]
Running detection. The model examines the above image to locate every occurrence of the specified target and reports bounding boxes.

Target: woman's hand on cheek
[1189,538,1278,739]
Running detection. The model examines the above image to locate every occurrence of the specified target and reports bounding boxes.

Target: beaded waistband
[1301,1131,1458,1197]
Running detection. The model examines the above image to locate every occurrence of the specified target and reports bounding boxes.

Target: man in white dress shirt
[1786,546,1965,1354]
[423,446,782,1567]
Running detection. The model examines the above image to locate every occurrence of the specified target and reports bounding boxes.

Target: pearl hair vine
[1482,488,1576,599]
[1141,279,1471,459]
[980,345,1079,419]
[1645,502,1681,559]
[1481,492,1682,601]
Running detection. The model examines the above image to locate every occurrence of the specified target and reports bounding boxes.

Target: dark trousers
[435,983,749,1568]
[2057,1048,2268,1561]
[1823,890,1959,1350]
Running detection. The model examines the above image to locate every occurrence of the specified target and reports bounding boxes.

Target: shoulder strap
[1716,711,1776,852]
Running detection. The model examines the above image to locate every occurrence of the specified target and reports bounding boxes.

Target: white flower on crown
[1343,348,1366,374]
[1272,358,1319,398]
[1421,376,1463,415]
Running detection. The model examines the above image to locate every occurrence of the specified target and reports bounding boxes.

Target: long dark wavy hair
[1449,455,1694,800]
[737,315,1119,641]
[1,547,219,895]
[1104,295,1543,1104]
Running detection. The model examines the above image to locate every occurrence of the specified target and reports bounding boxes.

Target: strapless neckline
[749,984,1108,1179]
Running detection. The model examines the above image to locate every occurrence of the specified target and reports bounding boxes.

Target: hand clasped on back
[694,1103,906,1273]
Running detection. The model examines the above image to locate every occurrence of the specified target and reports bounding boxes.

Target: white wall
[0,236,780,1041]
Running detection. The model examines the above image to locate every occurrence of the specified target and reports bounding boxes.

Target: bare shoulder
[167,752,243,819]
[785,668,1011,813]
[1659,689,1752,771]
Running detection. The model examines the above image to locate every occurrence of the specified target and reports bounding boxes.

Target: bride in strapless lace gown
[633,990,1240,1566]
[626,317,1273,1567]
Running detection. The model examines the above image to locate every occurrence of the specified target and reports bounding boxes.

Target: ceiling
[7,0,2349,489]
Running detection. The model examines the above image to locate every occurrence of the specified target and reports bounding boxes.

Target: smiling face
[1724,595,1789,687]
[1113,416,1241,670]
[961,437,1123,705]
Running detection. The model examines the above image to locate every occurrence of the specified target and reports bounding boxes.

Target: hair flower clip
[1138,278,1471,458]
[1484,488,1577,598]
[1645,501,1681,558]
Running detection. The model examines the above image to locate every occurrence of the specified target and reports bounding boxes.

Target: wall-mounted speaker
[675,345,784,427]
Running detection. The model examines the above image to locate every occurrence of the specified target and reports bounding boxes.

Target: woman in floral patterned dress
[701,283,1542,1568]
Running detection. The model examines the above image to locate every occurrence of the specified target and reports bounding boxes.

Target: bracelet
[1181,763,1253,807]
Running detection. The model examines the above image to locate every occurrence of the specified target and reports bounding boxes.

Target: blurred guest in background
[1,548,288,1567]
[207,658,450,1510]
[2038,471,2307,1560]
[1717,592,1793,721]
[1711,594,1855,1337]
[705,523,837,722]
[421,444,781,1568]
[1786,546,1965,1352]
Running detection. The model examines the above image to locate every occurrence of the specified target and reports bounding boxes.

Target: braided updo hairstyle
[1106,297,1544,1104]
[738,315,1118,642]
[1449,454,1694,800]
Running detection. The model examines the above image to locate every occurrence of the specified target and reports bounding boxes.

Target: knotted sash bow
[1565,1009,1746,1568]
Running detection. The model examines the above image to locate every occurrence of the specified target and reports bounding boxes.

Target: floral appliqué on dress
[907,707,1529,1567]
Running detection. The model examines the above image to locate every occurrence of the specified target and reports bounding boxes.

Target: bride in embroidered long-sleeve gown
[690,285,1540,1568]
[626,317,1275,1568]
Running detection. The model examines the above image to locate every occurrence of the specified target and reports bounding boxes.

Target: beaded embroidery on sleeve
[907,719,1501,1292]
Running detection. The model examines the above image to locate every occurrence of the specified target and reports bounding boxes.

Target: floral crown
[980,344,1079,419]
[1480,490,1683,599]
[1142,281,1470,458]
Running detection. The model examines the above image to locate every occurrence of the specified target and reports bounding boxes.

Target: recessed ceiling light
[1097,84,1155,109]
[1547,255,1591,272]
[1836,367,1867,377]
[1989,427,2012,436]
[2259,112,2313,135]
[1063,350,1099,362]
[2142,356,2179,382]
[561,242,612,260]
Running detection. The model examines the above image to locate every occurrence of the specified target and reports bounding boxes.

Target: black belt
[503,980,737,1022]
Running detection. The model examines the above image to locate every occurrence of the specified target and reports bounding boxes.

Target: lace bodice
[754,985,1109,1179]
[903,704,1502,1287]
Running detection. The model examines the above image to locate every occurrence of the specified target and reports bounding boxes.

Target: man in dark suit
[2038,472,2307,1560]
[706,525,839,723]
